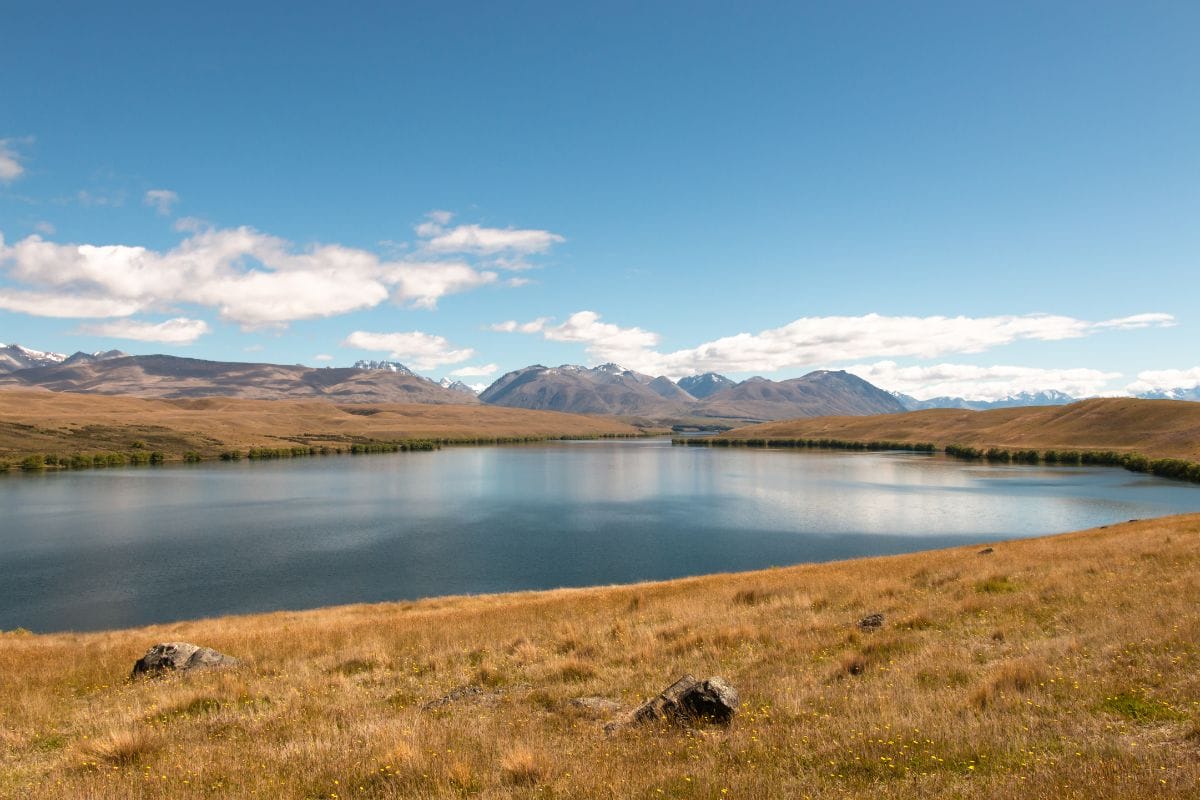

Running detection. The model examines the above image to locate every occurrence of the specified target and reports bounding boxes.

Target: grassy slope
[720,397,1200,461]
[2,515,1198,799]
[0,389,640,462]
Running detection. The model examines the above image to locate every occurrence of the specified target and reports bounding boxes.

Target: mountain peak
[352,359,418,377]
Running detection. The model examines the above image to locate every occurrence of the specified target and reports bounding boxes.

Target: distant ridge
[0,353,477,404]
[480,364,905,420]
[893,389,1079,411]
[479,363,693,416]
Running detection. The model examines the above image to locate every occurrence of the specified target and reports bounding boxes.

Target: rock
[978,547,995,555]
[570,696,621,714]
[131,642,240,678]
[858,613,884,631]
[607,675,739,733]
[422,684,504,711]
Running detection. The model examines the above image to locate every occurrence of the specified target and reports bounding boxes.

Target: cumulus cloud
[0,224,506,327]
[143,189,179,215]
[416,211,564,262]
[80,317,211,344]
[843,361,1122,401]
[33,221,55,235]
[342,330,474,370]
[495,310,1175,377]
[1126,367,1200,394]
[313,354,334,362]
[448,363,499,377]
[0,139,26,183]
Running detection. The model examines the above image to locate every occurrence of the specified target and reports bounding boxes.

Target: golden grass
[2,514,1199,798]
[721,397,1200,460]
[0,388,640,463]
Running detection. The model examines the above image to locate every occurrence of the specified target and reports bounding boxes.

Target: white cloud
[449,363,498,377]
[342,330,474,370]
[143,189,179,215]
[1126,367,1200,393]
[33,221,55,235]
[0,289,143,318]
[416,211,564,261]
[313,354,334,362]
[843,361,1122,401]
[495,310,1176,378]
[489,317,550,334]
[0,139,26,184]
[81,317,211,344]
[0,224,504,326]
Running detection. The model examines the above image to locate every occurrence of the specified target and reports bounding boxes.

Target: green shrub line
[672,437,938,453]
[672,437,1200,484]
[944,444,1200,483]
[3,450,170,472]
[0,432,646,474]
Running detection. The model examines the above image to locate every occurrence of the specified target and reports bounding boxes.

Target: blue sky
[1,1,1197,399]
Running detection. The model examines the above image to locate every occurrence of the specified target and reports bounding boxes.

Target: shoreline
[3,511,1194,638]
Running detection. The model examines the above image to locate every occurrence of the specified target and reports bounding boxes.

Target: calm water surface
[3,439,1199,632]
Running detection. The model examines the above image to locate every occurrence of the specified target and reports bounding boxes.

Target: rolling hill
[720,396,1200,461]
[0,389,639,463]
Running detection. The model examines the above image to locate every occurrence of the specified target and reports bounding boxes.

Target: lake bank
[3,513,1198,799]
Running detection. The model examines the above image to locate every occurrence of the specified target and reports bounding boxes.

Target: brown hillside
[0,389,639,462]
[721,397,1200,460]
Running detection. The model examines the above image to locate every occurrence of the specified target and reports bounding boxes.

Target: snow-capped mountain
[0,344,128,375]
[893,390,1079,411]
[1136,387,1200,402]
[352,359,418,377]
[0,343,68,373]
[437,377,479,395]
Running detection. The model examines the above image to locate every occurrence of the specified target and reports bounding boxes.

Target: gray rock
[131,642,240,678]
[858,613,884,631]
[422,684,504,711]
[607,674,739,733]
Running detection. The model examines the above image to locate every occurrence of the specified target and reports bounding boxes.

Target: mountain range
[891,390,1079,411]
[2,342,1197,420]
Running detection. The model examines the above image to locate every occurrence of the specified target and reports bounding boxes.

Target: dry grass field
[721,397,1200,461]
[0,389,641,464]
[2,514,1198,799]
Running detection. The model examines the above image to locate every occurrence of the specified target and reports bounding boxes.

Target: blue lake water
[2,438,1199,632]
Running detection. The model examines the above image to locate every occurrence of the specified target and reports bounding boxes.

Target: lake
[3,438,1199,633]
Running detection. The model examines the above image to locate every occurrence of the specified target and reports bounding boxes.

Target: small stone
[131,642,239,679]
[858,613,884,631]
[978,547,995,555]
